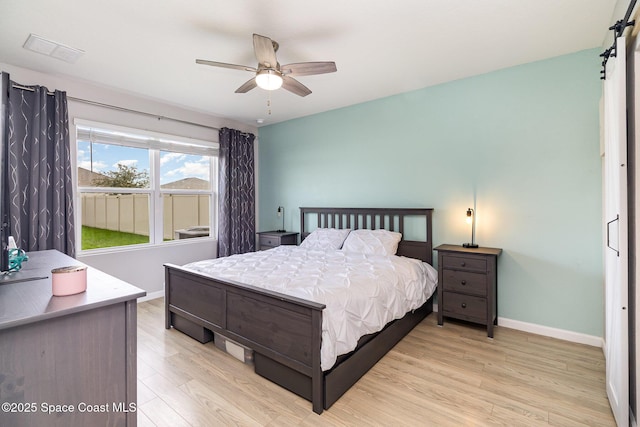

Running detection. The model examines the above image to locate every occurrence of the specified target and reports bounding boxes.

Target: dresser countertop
[0,249,146,330]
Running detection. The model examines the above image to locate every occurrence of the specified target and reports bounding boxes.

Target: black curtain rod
[600,0,637,79]
[10,83,220,132]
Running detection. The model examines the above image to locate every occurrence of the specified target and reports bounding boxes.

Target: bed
[164,207,435,414]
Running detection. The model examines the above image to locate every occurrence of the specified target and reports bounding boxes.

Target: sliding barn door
[604,36,629,427]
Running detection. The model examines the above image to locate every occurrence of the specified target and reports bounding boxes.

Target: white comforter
[183,246,438,371]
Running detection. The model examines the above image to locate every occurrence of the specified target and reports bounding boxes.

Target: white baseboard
[138,290,164,303]
[497,317,604,348]
[432,303,602,348]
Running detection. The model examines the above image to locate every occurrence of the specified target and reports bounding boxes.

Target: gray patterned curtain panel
[218,127,255,257]
[4,76,75,257]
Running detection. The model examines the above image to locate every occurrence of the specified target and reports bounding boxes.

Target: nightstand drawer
[259,235,279,248]
[442,292,486,322]
[442,270,487,296]
[441,254,486,272]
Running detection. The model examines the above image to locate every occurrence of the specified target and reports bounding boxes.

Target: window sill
[78,236,216,257]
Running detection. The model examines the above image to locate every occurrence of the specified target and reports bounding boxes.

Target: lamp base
[463,243,479,248]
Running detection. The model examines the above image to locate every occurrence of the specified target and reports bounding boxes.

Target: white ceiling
[0,0,618,127]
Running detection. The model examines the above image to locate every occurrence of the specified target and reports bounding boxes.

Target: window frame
[74,119,218,254]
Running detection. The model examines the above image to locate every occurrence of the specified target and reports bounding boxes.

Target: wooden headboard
[299,207,434,265]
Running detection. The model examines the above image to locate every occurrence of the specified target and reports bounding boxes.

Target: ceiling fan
[196,34,337,97]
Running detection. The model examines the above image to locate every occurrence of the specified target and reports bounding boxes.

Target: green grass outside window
[81,226,149,250]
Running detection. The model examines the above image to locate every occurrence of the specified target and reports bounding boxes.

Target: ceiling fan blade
[253,34,278,68]
[235,78,258,94]
[281,62,337,77]
[282,76,312,97]
[196,59,256,72]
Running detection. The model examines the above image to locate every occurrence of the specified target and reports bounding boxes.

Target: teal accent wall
[258,49,603,336]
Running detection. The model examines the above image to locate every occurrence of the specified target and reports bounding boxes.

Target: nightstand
[257,231,299,250]
[434,244,502,337]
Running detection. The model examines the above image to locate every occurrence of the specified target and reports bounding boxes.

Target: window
[75,121,217,252]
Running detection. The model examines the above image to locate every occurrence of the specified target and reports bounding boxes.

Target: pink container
[51,265,87,296]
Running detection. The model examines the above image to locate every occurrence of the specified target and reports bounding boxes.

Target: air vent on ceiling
[23,34,84,64]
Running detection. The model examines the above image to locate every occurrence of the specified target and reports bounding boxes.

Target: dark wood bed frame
[164,207,434,414]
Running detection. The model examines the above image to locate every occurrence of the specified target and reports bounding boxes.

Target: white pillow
[299,228,351,250]
[341,229,402,256]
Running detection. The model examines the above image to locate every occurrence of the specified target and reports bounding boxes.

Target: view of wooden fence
[81,193,210,240]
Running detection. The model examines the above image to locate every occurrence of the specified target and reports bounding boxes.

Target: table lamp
[463,208,478,248]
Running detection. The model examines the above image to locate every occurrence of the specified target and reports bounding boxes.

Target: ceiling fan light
[255,69,283,90]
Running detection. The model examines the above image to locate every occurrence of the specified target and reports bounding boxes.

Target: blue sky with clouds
[77,141,210,185]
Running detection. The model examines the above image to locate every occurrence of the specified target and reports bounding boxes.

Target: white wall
[78,239,216,297]
[1,62,258,295]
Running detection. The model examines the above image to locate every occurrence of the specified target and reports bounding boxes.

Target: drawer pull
[461,303,467,308]
[461,262,466,267]
[461,280,466,285]
[268,240,272,244]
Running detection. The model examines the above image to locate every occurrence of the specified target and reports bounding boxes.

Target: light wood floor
[136,298,615,426]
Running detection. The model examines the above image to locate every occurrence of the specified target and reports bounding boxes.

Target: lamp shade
[255,69,283,90]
